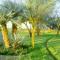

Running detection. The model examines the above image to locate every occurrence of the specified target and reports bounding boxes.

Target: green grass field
[15,31,60,60]
[0,31,60,60]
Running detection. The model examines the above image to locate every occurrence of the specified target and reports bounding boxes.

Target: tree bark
[1,24,10,48]
[24,22,32,37]
[57,30,59,35]
[12,23,17,40]
[29,31,32,37]
[56,25,60,35]
[36,21,40,36]
[12,23,17,49]
[32,27,35,48]
[31,20,35,48]
[36,28,40,36]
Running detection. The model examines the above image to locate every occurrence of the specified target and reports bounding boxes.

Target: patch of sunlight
[48,39,60,43]
[35,40,43,44]
[49,47,57,55]
[54,45,60,49]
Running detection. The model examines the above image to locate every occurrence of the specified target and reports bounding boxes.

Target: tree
[46,16,60,35]
[0,14,11,48]
[1,0,24,39]
[0,0,23,48]
[22,0,56,48]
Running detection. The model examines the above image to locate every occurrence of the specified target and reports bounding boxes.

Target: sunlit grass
[0,31,60,60]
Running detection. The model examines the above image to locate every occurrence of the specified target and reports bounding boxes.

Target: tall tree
[0,14,11,48]
[0,0,24,48]
[23,0,56,48]
[0,0,24,39]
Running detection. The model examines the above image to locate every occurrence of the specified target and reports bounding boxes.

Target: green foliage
[0,0,60,60]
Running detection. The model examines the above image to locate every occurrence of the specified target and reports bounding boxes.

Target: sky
[0,0,60,28]
[0,0,60,16]
[52,1,60,17]
[0,0,26,4]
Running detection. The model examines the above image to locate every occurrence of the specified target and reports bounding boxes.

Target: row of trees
[0,0,59,48]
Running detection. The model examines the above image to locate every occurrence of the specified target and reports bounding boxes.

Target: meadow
[0,30,59,60]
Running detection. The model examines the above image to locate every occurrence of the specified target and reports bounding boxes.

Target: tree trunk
[36,28,40,36]
[32,27,35,48]
[56,26,60,35]
[12,23,17,40]
[31,20,35,48]
[29,31,32,37]
[57,30,59,35]
[1,24,10,48]
[12,23,17,49]
[24,22,32,37]
[36,21,40,36]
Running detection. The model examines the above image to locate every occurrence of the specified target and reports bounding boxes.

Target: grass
[0,31,60,60]
[15,31,60,60]
[19,31,60,60]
